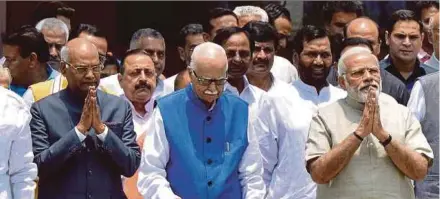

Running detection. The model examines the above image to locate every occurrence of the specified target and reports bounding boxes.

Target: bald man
[426,12,439,70]
[138,42,265,199]
[332,17,411,105]
[30,38,141,199]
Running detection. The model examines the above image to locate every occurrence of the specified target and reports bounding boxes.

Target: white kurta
[256,78,317,199]
[137,107,266,199]
[0,87,38,199]
[270,56,299,84]
[407,81,426,121]
[163,74,177,93]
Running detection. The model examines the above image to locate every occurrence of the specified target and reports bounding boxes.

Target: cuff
[75,127,87,142]
[96,126,109,142]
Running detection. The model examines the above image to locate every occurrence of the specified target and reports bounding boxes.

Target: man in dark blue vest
[137,42,265,199]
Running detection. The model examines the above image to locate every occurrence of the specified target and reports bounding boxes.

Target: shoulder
[0,87,27,110]
[316,98,345,117]
[221,91,249,107]
[274,56,294,67]
[328,84,347,98]
[419,71,439,83]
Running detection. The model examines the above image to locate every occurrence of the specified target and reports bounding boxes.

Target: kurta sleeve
[239,109,266,199]
[9,105,38,199]
[403,107,433,161]
[305,114,332,163]
[137,108,178,199]
[407,81,426,121]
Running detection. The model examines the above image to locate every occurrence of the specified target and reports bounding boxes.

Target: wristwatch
[380,134,392,147]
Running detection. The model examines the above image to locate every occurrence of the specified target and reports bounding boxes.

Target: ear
[202,33,210,42]
[177,47,185,62]
[421,32,425,44]
[117,73,122,82]
[292,52,299,66]
[428,31,434,44]
[385,31,390,46]
[338,75,347,90]
[28,52,38,68]
[60,62,68,76]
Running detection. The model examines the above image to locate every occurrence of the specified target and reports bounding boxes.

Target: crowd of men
[0,1,438,199]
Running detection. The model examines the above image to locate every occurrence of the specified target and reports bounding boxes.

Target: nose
[256,49,267,60]
[402,36,411,46]
[313,55,323,65]
[49,46,58,57]
[233,52,241,62]
[84,68,95,79]
[151,53,159,64]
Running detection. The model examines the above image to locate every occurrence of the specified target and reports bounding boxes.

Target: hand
[370,92,389,142]
[355,89,375,138]
[76,90,92,134]
[89,87,106,134]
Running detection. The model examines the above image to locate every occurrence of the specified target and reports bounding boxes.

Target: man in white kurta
[0,87,38,199]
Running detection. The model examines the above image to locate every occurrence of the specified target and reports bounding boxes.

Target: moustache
[135,83,152,91]
[204,90,218,95]
[360,84,378,91]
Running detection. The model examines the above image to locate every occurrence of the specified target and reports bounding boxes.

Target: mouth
[360,84,378,91]
[399,50,413,54]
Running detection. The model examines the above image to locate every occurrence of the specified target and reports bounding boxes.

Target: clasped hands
[76,86,106,135]
[355,88,389,142]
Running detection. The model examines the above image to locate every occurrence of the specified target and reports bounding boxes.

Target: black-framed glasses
[63,61,103,74]
[191,70,228,86]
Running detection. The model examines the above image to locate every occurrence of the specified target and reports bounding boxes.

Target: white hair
[188,42,228,72]
[35,18,69,41]
[60,46,70,63]
[337,46,378,77]
[233,6,269,22]
[0,67,12,85]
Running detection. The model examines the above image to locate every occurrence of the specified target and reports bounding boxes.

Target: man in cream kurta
[306,47,433,199]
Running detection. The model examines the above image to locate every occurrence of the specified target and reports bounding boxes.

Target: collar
[120,93,155,118]
[224,75,251,95]
[295,79,330,96]
[186,84,220,113]
[381,57,426,87]
[153,79,164,99]
[425,55,439,71]
[344,95,365,111]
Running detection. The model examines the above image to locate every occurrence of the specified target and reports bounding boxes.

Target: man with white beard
[305,47,434,199]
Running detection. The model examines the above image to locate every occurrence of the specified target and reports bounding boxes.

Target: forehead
[124,54,154,70]
[224,33,250,49]
[347,22,379,40]
[42,28,67,44]
[194,57,227,78]
[3,45,20,56]
[391,20,422,34]
[139,37,165,51]
[255,41,275,48]
[274,17,292,32]
[302,37,331,51]
[211,15,238,28]
[332,11,357,22]
[69,46,99,64]
[185,34,206,46]
[345,53,378,69]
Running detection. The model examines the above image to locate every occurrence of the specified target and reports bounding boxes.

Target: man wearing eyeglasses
[137,42,265,199]
[306,46,433,199]
[30,38,140,199]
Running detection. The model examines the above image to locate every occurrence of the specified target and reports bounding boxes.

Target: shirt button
[207,159,213,165]
[206,137,212,143]
[207,181,213,187]
[206,116,211,122]
[88,170,93,175]
[88,194,92,199]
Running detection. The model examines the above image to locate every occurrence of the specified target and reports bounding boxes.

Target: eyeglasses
[63,61,103,74]
[191,70,228,86]
[345,67,380,79]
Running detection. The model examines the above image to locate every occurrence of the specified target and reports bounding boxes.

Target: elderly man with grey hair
[99,28,173,99]
[305,46,433,199]
[35,17,69,71]
[137,42,265,199]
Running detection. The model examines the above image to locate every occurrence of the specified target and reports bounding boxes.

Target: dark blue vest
[157,85,249,199]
